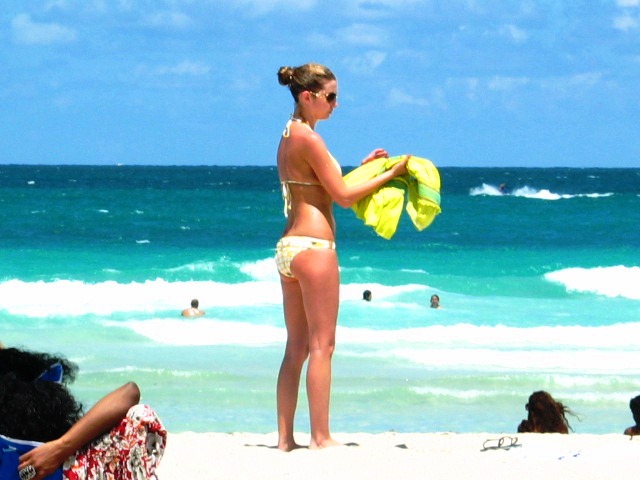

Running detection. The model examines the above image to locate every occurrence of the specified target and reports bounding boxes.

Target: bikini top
[280,118,341,217]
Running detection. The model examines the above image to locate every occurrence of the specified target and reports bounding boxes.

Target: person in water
[362,290,372,302]
[181,298,205,317]
[274,62,408,451]
[430,294,441,309]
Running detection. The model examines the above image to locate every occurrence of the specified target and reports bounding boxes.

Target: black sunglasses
[310,90,338,103]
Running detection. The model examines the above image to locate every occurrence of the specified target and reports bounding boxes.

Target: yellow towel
[343,156,441,239]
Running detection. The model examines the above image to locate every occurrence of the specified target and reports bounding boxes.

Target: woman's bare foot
[277,440,304,452]
[309,437,342,449]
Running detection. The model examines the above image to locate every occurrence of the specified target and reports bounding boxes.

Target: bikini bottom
[275,236,336,278]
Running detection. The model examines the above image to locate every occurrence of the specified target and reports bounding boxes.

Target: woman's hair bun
[278,66,295,86]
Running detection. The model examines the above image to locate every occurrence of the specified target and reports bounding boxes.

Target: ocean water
[1,165,639,435]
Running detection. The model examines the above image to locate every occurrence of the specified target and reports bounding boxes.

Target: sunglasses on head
[310,90,337,103]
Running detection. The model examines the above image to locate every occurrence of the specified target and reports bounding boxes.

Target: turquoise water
[1,165,639,434]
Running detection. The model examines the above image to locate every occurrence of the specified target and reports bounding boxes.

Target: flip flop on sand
[481,436,520,451]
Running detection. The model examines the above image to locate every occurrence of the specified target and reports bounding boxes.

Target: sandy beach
[156,431,638,480]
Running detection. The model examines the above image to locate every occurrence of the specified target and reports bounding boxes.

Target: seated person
[624,394,640,436]
[517,390,574,434]
[0,346,166,480]
[181,298,205,317]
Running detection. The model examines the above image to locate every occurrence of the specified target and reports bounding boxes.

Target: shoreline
[156,431,638,479]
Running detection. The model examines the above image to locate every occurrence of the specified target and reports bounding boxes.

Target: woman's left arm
[361,148,389,165]
[18,382,140,480]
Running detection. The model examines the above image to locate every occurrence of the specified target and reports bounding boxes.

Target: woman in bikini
[275,63,408,451]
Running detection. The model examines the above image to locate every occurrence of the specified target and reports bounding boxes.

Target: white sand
[156,431,638,480]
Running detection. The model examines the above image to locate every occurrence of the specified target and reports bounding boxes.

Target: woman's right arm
[305,134,409,208]
[18,382,140,480]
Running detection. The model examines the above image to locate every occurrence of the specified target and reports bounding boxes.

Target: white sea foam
[337,322,640,349]
[545,265,640,300]
[103,315,640,375]
[128,320,640,375]
[166,261,221,274]
[469,183,504,196]
[377,346,640,374]
[338,323,640,375]
[469,183,614,200]
[511,187,613,200]
[114,318,285,346]
[0,276,421,317]
[0,278,283,316]
[410,387,501,399]
[239,258,280,282]
[411,386,638,403]
[340,282,427,303]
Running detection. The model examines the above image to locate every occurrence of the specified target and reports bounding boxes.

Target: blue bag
[0,435,63,480]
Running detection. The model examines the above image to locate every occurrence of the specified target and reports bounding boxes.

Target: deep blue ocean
[1,165,639,435]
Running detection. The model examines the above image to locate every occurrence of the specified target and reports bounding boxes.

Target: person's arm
[18,382,140,480]
[305,134,409,208]
[360,148,389,165]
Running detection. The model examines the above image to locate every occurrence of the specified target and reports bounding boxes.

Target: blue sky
[1,0,639,167]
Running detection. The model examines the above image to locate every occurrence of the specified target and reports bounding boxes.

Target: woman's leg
[277,276,310,451]
[290,247,341,449]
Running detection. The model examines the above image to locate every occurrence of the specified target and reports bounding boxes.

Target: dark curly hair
[517,390,574,434]
[0,348,84,442]
[630,395,640,426]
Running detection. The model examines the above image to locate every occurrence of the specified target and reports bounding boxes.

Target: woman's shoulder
[283,128,329,165]
[287,122,323,147]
